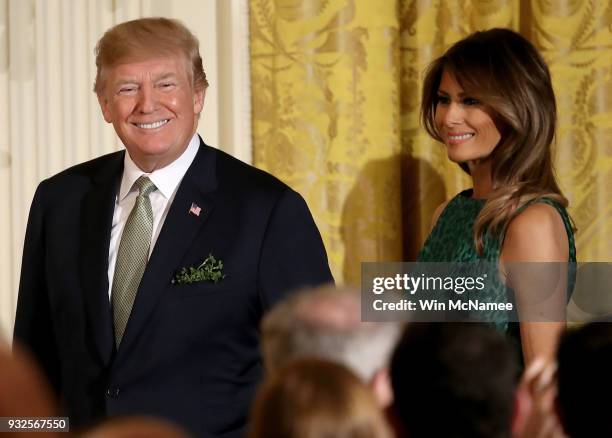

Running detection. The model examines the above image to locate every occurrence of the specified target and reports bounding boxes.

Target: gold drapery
[250,0,612,284]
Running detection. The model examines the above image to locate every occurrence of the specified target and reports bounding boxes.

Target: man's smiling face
[98,56,204,172]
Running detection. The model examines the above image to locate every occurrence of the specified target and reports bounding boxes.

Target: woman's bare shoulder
[501,202,569,262]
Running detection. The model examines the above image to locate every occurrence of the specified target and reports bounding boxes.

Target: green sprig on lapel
[171,254,225,285]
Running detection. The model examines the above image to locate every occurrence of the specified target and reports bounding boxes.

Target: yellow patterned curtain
[250,0,612,284]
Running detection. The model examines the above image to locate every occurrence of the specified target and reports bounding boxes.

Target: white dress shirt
[106,134,200,300]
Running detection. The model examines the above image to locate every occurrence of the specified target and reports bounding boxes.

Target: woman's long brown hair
[421,28,569,254]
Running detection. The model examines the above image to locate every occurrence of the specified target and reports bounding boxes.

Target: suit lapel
[79,152,124,366]
[116,141,218,358]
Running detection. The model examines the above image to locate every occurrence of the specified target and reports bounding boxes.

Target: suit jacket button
[106,387,120,398]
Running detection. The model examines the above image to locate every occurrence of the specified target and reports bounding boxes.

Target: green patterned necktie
[112,176,157,347]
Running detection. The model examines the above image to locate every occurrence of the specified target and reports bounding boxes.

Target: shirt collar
[118,133,200,201]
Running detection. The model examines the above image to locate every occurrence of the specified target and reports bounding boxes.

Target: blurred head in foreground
[0,344,58,417]
[557,321,612,438]
[391,323,519,438]
[261,285,401,406]
[81,416,191,438]
[0,344,60,437]
[249,358,393,438]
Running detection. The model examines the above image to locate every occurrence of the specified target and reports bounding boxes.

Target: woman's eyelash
[435,95,480,105]
[463,97,480,105]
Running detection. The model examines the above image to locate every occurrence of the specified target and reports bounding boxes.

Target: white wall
[0,0,251,339]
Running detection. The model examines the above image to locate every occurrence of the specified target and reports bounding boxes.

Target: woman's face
[434,69,501,164]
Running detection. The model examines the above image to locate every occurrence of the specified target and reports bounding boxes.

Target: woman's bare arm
[501,203,569,365]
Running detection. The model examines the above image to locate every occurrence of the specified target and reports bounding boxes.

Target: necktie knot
[135,176,156,197]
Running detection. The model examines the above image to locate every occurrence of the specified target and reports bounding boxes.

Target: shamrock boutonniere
[171,254,225,285]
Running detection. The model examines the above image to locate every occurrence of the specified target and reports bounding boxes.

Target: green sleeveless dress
[417,189,576,351]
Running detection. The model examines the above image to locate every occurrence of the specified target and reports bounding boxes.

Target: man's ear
[194,86,205,115]
[97,93,112,123]
[369,368,394,408]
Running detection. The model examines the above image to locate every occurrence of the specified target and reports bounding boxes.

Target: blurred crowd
[5,284,611,437]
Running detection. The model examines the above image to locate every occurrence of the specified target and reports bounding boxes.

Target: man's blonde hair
[93,17,208,94]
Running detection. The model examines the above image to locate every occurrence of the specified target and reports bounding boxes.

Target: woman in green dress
[417,28,576,365]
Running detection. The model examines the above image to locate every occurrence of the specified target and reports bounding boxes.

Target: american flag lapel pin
[189,202,202,217]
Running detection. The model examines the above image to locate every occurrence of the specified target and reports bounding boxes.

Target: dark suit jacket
[14,139,333,437]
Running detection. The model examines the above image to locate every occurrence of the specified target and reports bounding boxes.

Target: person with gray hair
[261,285,401,406]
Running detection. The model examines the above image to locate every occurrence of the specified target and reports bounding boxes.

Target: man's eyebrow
[112,72,178,85]
[112,78,139,87]
[153,73,178,81]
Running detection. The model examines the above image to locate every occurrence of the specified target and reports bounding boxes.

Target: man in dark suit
[13,17,333,437]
